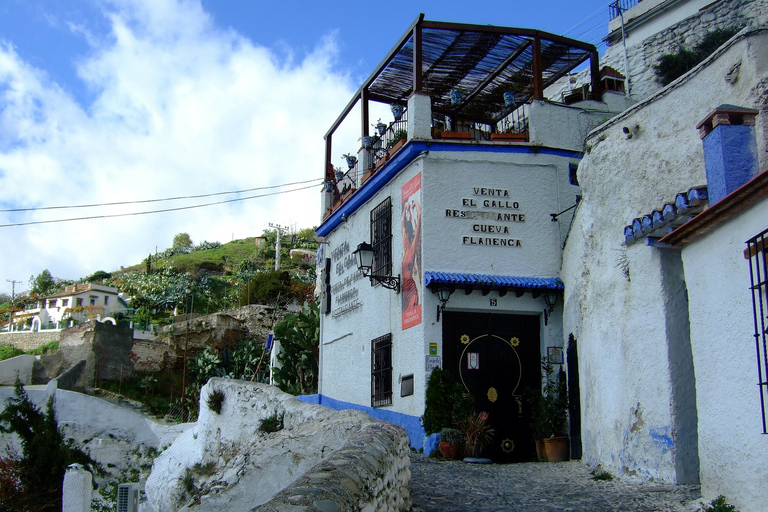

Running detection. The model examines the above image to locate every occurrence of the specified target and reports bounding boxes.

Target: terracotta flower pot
[543,436,569,462]
[439,441,461,460]
[535,440,545,461]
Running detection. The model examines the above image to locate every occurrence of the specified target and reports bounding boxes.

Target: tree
[172,233,194,254]
[272,301,319,395]
[0,381,97,512]
[28,270,55,296]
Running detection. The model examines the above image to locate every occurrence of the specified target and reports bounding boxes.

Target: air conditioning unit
[117,483,139,512]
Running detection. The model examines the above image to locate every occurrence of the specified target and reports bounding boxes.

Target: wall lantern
[544,293,558,325]
[353,242,400,293]
[436,286,453,322]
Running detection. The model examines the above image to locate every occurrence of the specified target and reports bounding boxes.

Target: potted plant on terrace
[529,356,569,461]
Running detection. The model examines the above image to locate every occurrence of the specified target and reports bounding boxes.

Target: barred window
[372,333,393,407]
[370,197,393,283]
[746,227,768,434]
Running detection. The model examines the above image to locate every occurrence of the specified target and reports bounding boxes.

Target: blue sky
[0,0,612,292]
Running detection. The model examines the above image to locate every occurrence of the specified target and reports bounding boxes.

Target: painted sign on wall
[402,173,422,330]
[445,187,525,247]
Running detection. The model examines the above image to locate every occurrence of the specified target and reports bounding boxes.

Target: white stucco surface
[680,198,768,512]
[145,379,381,512]
[561,29,768,483]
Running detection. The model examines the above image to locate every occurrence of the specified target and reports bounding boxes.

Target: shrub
[205,389,225,415]
[421,367,474,435]
[702,495,736,512]
[655,27,741,85]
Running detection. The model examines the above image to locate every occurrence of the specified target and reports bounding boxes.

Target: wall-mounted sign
[429,342,438,355]
[330,240,365,318]
[445,187,526,248]
[402,173,423,330]
[425,355,441,372]
[468,352,479,369]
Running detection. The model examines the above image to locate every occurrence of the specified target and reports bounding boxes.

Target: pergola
[324,13,600,166]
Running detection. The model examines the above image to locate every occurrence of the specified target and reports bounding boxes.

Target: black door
[567,334,582,459]
[442,311,540,462]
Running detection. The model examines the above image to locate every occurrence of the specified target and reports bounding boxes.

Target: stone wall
[0,331,59,351]
[145,379,411,512]
[602,0,768,101]
[130,338,168,372]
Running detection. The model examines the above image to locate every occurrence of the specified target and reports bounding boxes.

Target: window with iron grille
[746,227,768,434]
[372,333,393,407]
[370,197,393,283]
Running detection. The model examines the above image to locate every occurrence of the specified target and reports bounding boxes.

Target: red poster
[402,173,422,329]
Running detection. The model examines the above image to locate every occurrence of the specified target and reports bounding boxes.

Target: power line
[0,178,321,213]
[0,182,321,228]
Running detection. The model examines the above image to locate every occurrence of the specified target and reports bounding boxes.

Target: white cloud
[0,0,359,289]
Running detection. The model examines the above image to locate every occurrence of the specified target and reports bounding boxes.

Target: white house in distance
[311,14,630,462]
[10,283,127,331]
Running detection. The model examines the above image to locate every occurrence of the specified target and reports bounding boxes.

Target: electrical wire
[0,182,321,228]
[0,178,321,213]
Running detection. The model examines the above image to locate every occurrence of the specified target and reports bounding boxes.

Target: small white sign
[425,355,441,372]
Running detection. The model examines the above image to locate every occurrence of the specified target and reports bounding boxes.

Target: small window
[89,296,96,306]
[371,334,393,407]
[370,197,393,283]
[569,163,579,186]
[104,296,109,306]
[746,228,768,433]
[62,299,69,307]
[47,300,56,308]
[76,298,83,307]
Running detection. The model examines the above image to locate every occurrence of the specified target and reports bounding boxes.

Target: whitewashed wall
[681,199,768,512]
[561,30,768,482]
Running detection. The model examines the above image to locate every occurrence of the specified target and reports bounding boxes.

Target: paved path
[409,455,702,512]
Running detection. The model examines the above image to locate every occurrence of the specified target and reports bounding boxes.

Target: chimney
[696,104,759,204]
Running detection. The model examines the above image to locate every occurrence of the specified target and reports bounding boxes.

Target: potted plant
[390,103,404,121]
[374,119,388,136]
[459,411,495,459]
[387,129,408,154]
[439,428,463,459]
[341,153,357,169]
[529,356,569,461]
[422,367,474,456]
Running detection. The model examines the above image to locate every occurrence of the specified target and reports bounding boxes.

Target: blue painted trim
[297,393,426,450]
[316,140,584,237]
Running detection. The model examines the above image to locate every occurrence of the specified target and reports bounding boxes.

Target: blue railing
[609,0,641,19]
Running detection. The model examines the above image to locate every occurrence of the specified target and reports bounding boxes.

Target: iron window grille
[370,197,393,285]
[746,227,768,434]
[372,333,393,407]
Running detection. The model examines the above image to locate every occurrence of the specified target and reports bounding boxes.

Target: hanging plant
[390,103,405,121]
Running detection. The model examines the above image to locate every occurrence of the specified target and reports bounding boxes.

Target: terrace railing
[609,0,640,19]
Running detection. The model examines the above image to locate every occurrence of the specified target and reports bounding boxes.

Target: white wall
[561,29,768,482]
[681,199,768,512]
[320,145,578,424]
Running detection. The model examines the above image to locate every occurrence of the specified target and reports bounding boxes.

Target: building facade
[312,16,626,460]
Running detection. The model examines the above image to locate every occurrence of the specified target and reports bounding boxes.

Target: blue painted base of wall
[298,394,427,450]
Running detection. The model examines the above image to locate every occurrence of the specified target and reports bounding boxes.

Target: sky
[0,0,613,294]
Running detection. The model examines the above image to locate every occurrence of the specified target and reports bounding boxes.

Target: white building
[12,283,127,330]
[312,15,629,462]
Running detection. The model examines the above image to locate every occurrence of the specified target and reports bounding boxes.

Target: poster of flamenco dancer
[402,173,422,329]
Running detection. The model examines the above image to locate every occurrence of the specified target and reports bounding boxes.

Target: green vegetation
[590,469,614,481]
[205,389,225,414]
[259,411,285,433]
[272,301,320,395]
[421,367,474,435]
[702,495,736,512]
[655,28,741,86]
[0,341,59,362]
[0,381,98,512]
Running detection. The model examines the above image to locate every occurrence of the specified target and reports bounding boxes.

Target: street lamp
[436,286,453,322]
[353,242,400,293]
[544,293,558,326]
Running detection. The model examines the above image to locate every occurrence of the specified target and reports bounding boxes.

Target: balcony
[321,14,601,218]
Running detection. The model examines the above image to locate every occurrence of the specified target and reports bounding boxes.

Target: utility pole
[6,279,21,300]
[268,223,288,270]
